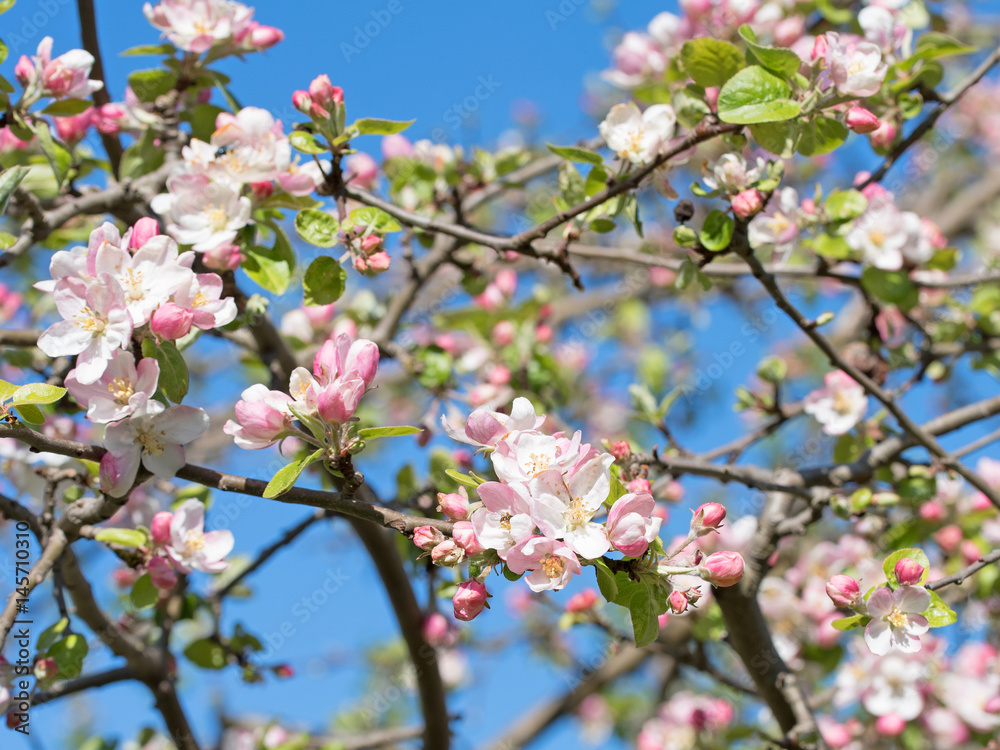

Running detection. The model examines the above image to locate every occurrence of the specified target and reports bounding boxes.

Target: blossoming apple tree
[1,0,1000,748]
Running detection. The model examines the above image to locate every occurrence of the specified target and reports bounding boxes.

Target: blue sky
[4,2,1000,749]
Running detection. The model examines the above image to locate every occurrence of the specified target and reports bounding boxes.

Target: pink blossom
[54,109,95,143]
[700,551,745,587]
[164,499,234,573]
[151,511,173,546]
[308,74,343,108]
[870,119,898,150]
[609,440,631,460]
[864,585,930,655]
[164,272,238,332]
[747,187,800,252]
[668,589,689,614]
[604,32,667,88]
[353,250,391,275]
[804,370,868,435]
[453,580,489,621]
[846,106,881,134]
[151,173,252,252]
[606,492,662,557]
[691,502,726,537]
[421,613,455,646]
[825,31,887,98]
[413,526,445,551]
[430,540,465,567]
[437,489,470,520]
[825,574,862,608]
[732,188,764,218]
[381,134,413,159]
[627,477,651,494]
[143,0,256,54]
[469,481,535,559]
[506,536,581,592]
[65,350,159,424]
[346,152,379,189]
[223,384,294,449]
[37,276,133,385]
[150,303,195,340]
[148,556,178,590]
[566,589,599,613]
[23,37,103,100]
[893,557,925,586]
[599,102,676,164]
[452,521,485,556]
[100,401,210,497]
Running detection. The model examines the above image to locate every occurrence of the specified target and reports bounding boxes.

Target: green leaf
[883,547,930,587]
[750,121,799,158]
[900,33,977,68]
[502,565,523,582]
[0,0,14,16]
[0,379,18,401]
[352,117,415,136]
[813,234,852,260]
[831,614,867,631]
[833,434,864,463]
[33,120,71,186]
[584,164,608,198]
[717,66,801,124]
[130,574,159,609]
[39,99,93,117]
[14,403,45,424]
[626,585,661,648]
[699,210,734,252]
[545,143,604,165]
[294,209,340,247]
[263,449,324,499]
[680,38,746,87]
[356,425,422,440]
[141,339,189,403]
[593,559,618,603]
[303,256,346,306]
[797,116,848,157]
[0,165,28,216]
[9,382,66,406]
[242,239,295,296]
[48,634,89,679]
[589,218,616,233]
[738,25,802,76]
[121,43,177,56]
[289,130,329,155]
[815,0,852,23]
[119,128,165,181]
[37,618,70,652]
[94,528,148,548]
[861,268,919,311]
[924,590,957,627]
[444,469,483,488]
[347,206,402,233]
[604,471,629,509]
[127,69,179,103]
[824,189,868,222]
[184,639,228,670]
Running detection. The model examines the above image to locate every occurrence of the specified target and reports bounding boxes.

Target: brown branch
[76,0,123,175]
[927,549,1000,591]
[33,666,135,707]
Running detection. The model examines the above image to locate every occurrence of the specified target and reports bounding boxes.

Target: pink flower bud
[773,16,805,48]
[893,557,925,586]
[413,525,445,551]
[691,502,726,536]
[431,539,465,567]
[453,580,488,621]
[151,511,173,546]
[250,180,274,201]
[360,234,383,254]
[668,589,689,614]
[127,217,159,250]
[33,658,57,681]
[151,302,194,340]
[346,152,379,189]
[701,551,745,587]
[421,612,454,646]
[292,90,312,114]
[308,75,343,107]
[663,480,684,502]
[148,556,177,590]
[918,501,943,521]
[845,107,880,134]
[566,588,599,613]
[627,477,651,494]
[113,568,139,589]
[811,34,828,61]
[452,521,484,555]
[492,320,516,347]
[274,664,294,679]
[54,109,94,143]
[249,24,284,49]
[14,55,34,85]
[535,323,553,344]
[202,243,243,271]
[961,539,983,565]
[381,133,413,159]
[825,574,861,607]
[935,524,963,553]
[870,120,898,151]
[94,103,125,134]
[437,490,470,520]
[732,189,764,218]
[316,377,364,423]
[875,714,906,736]
[610,440,631,460]
[704,86,719,109]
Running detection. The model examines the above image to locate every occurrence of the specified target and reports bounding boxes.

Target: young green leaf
[294,209,340,247]
[680,38,746,87]
[263,449,324,499]
[141,339,189,403]
[303,256,347,306]
[9,382,67,406]
[352,117,415,136]
[717,66,801,124]
[130,574,159,610]
[546,143,604,165]
[356,425,423,440]
[94,528,149,548]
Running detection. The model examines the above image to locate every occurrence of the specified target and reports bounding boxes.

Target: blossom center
[566,497,589,528]
[848,59,866,76]
[108,377,135,405]
[203,204,229,230]
[498,512,513,531]
[136,425,167,456]
[524,451,551,476]
[886,607,908,629]
[184,529,205,554]
[74,306,107,334]
[540,553,565,579]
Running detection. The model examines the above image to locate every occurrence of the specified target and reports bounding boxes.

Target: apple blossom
[100,400,210,497]
[690,502,726,537]
[452,521,485,556]
[826,574,862,609]
[453,580,488,621]
[505,536,582,592]
[825,32,887,98]
[804,370,868,435]
[747,187,800,253]
[606,492,662,557]
[566,589,599,613]
[864,585,931,655]
[599,102,676,165]
[431,540,466,567]
[148,556,178,590]
[469,481,535,558]
[150,174,252,252]
[143,0,256,54]
[700,551,745,587]
[413,525,445,551]
[437,489,470,520]
[732,188,764,218]
[604,32,667,89]
[346,152,379,189]
[164,499,234,574]
[37,276,133,385]
[65,350,159,424]
[893,558,925,586]
[151,511,173,546]
[20,37,103,100]
[223,384,294,449]
[845,107,881,134]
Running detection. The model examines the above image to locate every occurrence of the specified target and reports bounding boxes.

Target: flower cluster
[147,499,234,587]
[143,0,283,55]
[151,106,328,269]
[14,37,102,103]
[225,333,379,450]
